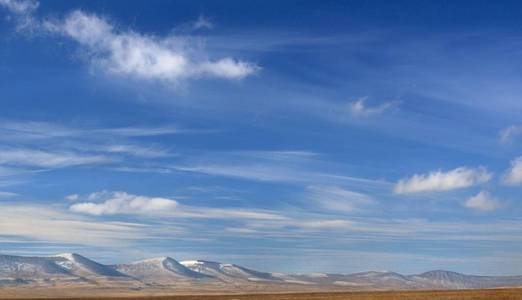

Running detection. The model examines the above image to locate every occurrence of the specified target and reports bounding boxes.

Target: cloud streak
[0,204,148,246]
[0,121,184,141]
[499,125,522,144]
[394,167,492,194]
[0,148,111,168]
[193,14,214,30]
[1,1,259,85]
[70,191,178,216]
[170,150,390,190]
[43,10,258,84]
[69,190,288,221]
[307,185,374,212]
[348,97,399,117]
[0,0,37,14]
[0,0,38,30]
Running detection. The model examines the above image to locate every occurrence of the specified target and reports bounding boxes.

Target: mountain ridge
[1,253,521,291]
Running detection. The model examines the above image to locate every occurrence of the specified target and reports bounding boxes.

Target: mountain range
[1,253,521,292]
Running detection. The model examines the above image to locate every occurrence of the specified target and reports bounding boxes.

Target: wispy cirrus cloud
[464,191,502,212]
[0,120,188,161]
[0,1,259,85]
[92,126,184,137]
[307,185,374,212]
[0,0,38,30]
[70,191,178,216]
[65,194,79,201]
[101,144,170,158]
[0,148,112,168]
[347,97,399,117]
[0,121,184,141]
[68,190,288,221]
[178,206,287,221]
[193,14,214,30]
[0,191,18,198]
[0,0,36,14]
[394,166,492,194]
[170,150,390,189]
[499,125,522,144]
[0,120,192,188]
[0,203,149,246]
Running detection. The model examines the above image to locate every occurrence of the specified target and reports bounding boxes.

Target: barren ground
[1,288,522,300]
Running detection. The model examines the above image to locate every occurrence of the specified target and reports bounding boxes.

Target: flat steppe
[1,288,522,300]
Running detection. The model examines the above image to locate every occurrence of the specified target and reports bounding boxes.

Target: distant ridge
[55,253,126,277]
[1,253,522,291]
[115,257,209,284]
[180,260,279,282]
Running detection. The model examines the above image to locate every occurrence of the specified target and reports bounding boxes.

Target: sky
[0,0,522,276]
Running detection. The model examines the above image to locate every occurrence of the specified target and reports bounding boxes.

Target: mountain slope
[409,270,522,289]
[344,271,425,289]
[0,253,133,287]
[2,253,522,290]
[181,260,280,282]
[275,271,425,289]
[115,257,209,284]
[0,254,72,281]
[55,253,126,278]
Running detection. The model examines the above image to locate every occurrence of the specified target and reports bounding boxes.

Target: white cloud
[1,2,259,84]
[499,125,522,144]
[65,194,79,201]
[193,14,213,30]
[0,0,38,30]
[504,156,522,185]
[0,148,111,167]
[70,190,287,220]
[394,166,492,194]
[0,0,37,14]
[70,191,178,216]
[177,206,287,221]
[224,211,284,221]
[41,10,258,84]
[307,185,374,212]
[292,219,352,229]
[348,97,399,117]
[0,121,78,140]
[0,191,18,198]
[464,191,502,212]
[102,144,170,158]
[0,204,148,246]
[171,150,390,189]
[0,121,186,141]
[93,126,182,137]
[0,121,193,173]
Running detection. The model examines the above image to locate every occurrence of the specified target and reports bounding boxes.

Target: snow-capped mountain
[0,253,127,286]
[115,257,209,284]
[346,271,424,289]
[276,271,424,289]
[2,253,522,291]
[268,270,522,290]
[408,270,522,289]
[180,260,280,282]
[0,254,72,282]
[55,253,125,278]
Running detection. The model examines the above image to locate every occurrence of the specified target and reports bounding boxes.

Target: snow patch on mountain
[54,253,125,277]
[180,260,280,282]
[115,257,208,284]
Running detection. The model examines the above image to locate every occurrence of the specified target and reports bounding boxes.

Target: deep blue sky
[1,0,522,275]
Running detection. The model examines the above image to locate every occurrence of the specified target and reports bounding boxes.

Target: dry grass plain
[2,289,522,300]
